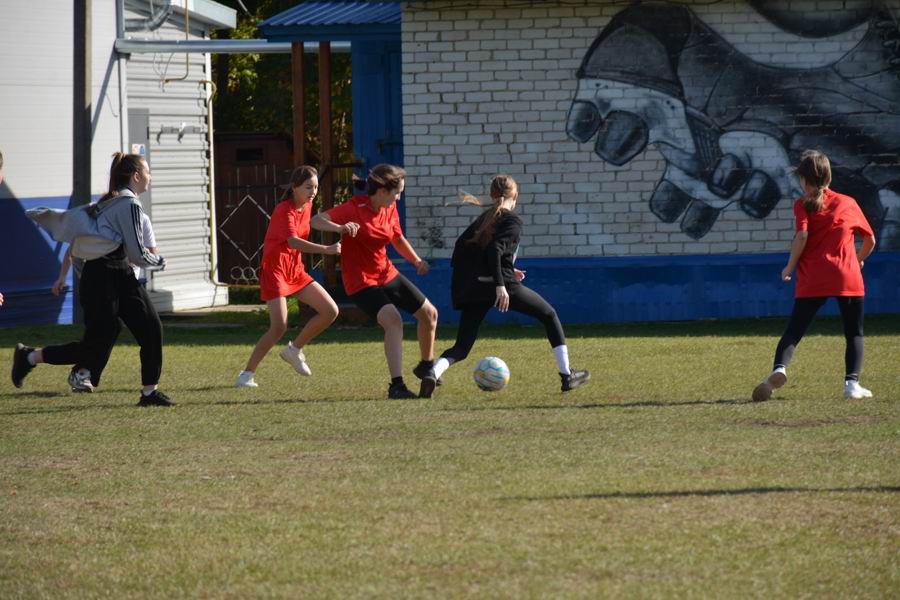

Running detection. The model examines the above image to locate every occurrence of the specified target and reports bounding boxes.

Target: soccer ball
[473,356,510,392]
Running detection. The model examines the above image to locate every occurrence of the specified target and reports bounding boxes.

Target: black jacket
[450,209,522,308]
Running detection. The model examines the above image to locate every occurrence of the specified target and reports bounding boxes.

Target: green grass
[1,314,898,597]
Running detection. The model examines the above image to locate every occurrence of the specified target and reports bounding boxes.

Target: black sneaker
[11,343,35,388]
[388,382,418,400]
[560,369,591,392]
[137,390,174,407]
[419,373,437,399]
[413,360,443,386]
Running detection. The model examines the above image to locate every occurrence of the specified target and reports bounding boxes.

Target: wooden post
[318,41,336,288]
[291,42,306,166]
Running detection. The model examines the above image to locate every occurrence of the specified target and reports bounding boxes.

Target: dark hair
[0,150,4,170]
[354,164,406,197]
[794,150,832,213]
[88,152,147,216]
[462,174,518,248]
[280,165,318,201]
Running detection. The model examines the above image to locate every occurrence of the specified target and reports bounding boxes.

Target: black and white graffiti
[566,1,900,248]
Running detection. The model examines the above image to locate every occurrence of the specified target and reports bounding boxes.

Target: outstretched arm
[390,235,429,275]
[858,234,876,268]
[781,230,808,281]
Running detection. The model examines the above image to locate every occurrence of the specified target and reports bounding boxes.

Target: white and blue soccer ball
[473,356,510,392]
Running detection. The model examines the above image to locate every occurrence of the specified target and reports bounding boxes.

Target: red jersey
[325,194,403,295]
[259,200,314,301]
[793,189,873,298]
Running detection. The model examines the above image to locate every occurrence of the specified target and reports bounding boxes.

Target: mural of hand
[650,131,798,239]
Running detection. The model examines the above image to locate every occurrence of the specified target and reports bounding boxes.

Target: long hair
[280,165,318,201]
[794,150,832,214]
[355,164,406,197]
[463,174,518,248]
[88,152,146,216]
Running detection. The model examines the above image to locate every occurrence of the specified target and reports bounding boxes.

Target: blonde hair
[462,174,518,248]
[794,150,832,213]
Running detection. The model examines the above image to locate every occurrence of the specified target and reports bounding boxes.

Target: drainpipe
[124,0,173,32]
[116,0,128,152]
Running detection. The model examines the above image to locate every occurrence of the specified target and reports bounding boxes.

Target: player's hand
[495,286,510,312]
[0,291,4,306]
[415,259,430,275]
[859,259,865,270]
[342,222,360,237]
[51,279,67,296]
[781,267,792,282]
[326,242,341,256]
[514,269,526,282]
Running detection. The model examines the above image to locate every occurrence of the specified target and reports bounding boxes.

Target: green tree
[211,0,354,165]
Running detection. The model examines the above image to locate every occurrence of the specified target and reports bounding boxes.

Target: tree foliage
[211,0,354,163]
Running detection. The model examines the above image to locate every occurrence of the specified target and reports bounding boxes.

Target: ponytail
[465,174,518,248]
[794,150,831,214]
[88,152,145,216]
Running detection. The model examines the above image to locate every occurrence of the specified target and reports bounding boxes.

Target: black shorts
[350,273,427,320]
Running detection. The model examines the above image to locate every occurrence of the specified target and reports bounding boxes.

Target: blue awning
[260,1,401,42]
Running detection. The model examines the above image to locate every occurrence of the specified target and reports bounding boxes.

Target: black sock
[391,376,404,386]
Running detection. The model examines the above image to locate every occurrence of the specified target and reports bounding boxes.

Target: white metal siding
[124,1,227,310]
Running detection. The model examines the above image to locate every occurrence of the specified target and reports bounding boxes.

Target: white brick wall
[399,0,882,259]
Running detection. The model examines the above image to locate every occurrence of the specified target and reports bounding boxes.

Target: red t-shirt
[259,200,314,301]
[793,189,873,298]
[326,194,403,295]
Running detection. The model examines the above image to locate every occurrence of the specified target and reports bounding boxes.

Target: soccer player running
[311,164,438,399]
[418,174,590,399]
[752,150,876,402]
[12,153,171,406]
[236,166,343,388]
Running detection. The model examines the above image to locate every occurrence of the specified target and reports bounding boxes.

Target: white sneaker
[751,367,787,402]
[68,367,95,393]
[280,343,311,376]
[235,371,259,388]
[844,380,873,400]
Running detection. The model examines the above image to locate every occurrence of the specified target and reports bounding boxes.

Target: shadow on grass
[507,485,900,502]
[440,398,750,412]
[2,314,899,348]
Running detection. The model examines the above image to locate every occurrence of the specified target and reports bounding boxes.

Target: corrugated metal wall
[124,1,227,311]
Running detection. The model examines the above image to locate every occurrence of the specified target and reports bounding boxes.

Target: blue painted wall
[395,253,900,325]
[0,196,77,328]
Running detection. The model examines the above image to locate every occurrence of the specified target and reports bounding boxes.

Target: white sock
[433,357,451,379]
[142,385,157,396]
[27,351,37,366]
[553,345,571,375]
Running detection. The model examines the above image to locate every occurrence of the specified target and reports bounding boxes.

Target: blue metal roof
[261,2,400,28]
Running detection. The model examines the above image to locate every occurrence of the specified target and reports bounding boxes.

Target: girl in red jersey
[752,150,876,402]
[236,166,348,388]
[311,164,438,399]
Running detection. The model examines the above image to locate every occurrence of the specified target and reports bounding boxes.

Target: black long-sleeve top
[450,209,522,308]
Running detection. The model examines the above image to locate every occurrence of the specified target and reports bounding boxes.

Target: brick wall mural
[566,1,900,247]
[402,1,900,257]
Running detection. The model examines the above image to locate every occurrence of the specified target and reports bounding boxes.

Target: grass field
[1,311,898,597]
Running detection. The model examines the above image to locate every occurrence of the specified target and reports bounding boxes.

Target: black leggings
[42,252,163,386]
[773,296,864,381]
[440,285,565,364]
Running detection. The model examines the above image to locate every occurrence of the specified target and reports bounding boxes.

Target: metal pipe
[115,39,351,55]
[125,0,173,32]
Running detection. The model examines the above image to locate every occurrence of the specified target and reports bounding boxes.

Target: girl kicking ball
[752,150,876,402]
[311,164,438,400]
[419,174,590,399]
[236,166,347,388]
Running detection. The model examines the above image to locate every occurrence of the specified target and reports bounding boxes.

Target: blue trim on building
[0,195,89,328]
[393,253,900,325]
